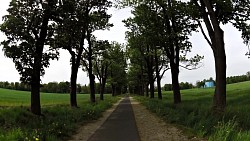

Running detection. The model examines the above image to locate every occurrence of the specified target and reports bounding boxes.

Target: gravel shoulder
[130,97,205,141]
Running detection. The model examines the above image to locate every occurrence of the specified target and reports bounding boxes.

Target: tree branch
[179,64,203,70]
[197,20,212,47]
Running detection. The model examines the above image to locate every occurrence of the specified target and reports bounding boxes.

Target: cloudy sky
[0,1,250,85]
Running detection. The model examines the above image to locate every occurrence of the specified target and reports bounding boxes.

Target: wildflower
[35,137,39,141]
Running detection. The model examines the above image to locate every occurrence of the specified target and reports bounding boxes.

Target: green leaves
[0,0,59,83]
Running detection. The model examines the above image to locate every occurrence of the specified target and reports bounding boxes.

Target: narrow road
[87,97,140,141]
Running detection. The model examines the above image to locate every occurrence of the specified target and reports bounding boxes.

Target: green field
[0,89,119,141]
[136,81,250,140]
[0,88,95,107]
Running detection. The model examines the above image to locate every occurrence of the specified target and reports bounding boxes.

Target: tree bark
[70,61,78,107]
[212,29,226,112]
[149,70,154,98]
[145,83,149,97]
[89,73,96,103]
[170,62,181,104]
[100,65,108,100]
[155,49,162,100]
[100,81,105,100]
[31,58,42,115]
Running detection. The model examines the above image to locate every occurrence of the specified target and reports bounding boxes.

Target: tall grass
[0,88,119,140]
[135,81,250,141]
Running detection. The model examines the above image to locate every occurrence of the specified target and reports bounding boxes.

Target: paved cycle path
[87,97,140,141]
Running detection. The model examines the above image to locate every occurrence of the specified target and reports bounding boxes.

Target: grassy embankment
[0,88,119,141]
[136,81,250,141]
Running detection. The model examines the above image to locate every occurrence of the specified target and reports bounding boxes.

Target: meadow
[0,88,119,141]
[136,81,250,141]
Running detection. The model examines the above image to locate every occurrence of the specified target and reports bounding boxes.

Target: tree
[123,0,202,103]
[93,41,111,100]
[190,0,250,112]
[55,0,112,105]
[1,0,59,115]
[108,42,128,96]
[83,10,113,102]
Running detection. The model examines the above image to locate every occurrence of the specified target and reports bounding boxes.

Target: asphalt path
[87,97,140,141]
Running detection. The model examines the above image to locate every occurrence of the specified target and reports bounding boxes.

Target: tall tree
[1,0,59,115]
[55,0,112,105]
[82,2,112,103]
[124,1,201,103]
[108,42,128,96]
[93,40,111,100]
[190,0,250,112]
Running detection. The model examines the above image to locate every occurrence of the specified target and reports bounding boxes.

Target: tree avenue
[0,0,59,115]
[124,0,202,103]
[54,0,112,105]
[122,0,250,113]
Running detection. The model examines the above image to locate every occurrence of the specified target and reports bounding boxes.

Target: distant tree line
[163,71,250,91]
[0,81,123,95]
[0,81,31,91]
[163,82,194,91]
[226,72,250,84]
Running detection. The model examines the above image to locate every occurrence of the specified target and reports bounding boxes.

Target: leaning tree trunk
[212,29,226,112]
[170,61,181,104]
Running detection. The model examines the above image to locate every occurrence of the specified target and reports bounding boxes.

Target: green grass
[0,88,119,141]
[135,81,250,141]
[0,88,91,106]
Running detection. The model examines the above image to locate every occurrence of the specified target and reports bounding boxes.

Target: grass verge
[134,81,250,141]
[0,96,119,141]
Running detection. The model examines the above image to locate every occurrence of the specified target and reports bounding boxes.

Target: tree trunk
[156,75,162,99]
[100,78,106,100]
[89,73,96,103]
[145,83,149,97]
[88,47,95,103]
[31,58,41,115]
[170,62,181,104]
[30,7,51,115]
[149,73,154,98]
[148,56,154,98]
[155,50,162,99]
[213,29,226,112]
[70,63,78,107]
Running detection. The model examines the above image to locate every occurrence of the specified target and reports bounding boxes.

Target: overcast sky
[0,1,250,85]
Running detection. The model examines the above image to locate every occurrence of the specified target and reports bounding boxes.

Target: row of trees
[1,0,250,115]
[0,81,121,94]
[226,72,250,84]
[163,82,194,91]
[0,0,128,115]
[121,0,250,113]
